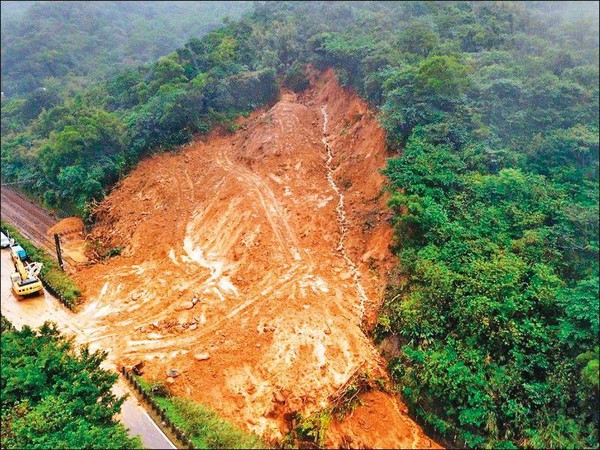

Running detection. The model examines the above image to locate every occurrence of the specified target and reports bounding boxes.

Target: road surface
[0,248,176,449]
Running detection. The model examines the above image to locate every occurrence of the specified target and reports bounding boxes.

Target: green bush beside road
[132,375,265,449]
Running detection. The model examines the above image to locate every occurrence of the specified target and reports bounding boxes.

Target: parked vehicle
[10,244,27,260]
[1,232,10,248]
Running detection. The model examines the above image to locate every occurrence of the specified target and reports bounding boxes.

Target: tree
[1,320,141,449]
[396,23,440,57]
[415,55,470,99]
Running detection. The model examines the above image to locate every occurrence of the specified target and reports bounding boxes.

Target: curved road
[0,248,176,449]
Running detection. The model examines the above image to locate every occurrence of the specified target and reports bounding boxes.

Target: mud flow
[70,69,438,447]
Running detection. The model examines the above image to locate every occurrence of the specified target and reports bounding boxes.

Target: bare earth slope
[74,70,438,448]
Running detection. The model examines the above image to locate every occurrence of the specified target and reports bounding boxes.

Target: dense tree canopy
[0,1,251,97]
[1,2,598,447]
[1,14,279,213]
[1,319,141,449]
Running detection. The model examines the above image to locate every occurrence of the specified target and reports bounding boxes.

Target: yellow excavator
[9,247,43,298]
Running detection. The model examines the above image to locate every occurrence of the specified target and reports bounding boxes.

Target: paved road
[0,248,176,449]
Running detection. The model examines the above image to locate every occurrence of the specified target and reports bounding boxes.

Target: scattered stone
[194,353,210,361]
[132,361,145,376]
[177,301,195,310]
[178,317,188,326]
[324,326,332,335]
[273,390,285,403]
[256,343,261,348]
[166,377,176,385]
[247,384,257,395]
[166,369,180,377]
[189,323,198,331]
[234,395,246,409]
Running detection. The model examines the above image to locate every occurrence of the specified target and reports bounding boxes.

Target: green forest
[1,1,598,448]
[1,317,141,449]
[0,1,251,97]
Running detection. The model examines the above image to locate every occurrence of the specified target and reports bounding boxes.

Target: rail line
[1,187,78,269]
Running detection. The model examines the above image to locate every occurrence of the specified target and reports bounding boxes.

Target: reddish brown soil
[326,390,438,449]
[73,69,438,448]
[48,217,89,264]
[47,217,84,235]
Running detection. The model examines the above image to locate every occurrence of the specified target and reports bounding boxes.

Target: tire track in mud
[183,165,196,203]
[214,149,303,263]
[120,265,307,357]
[321,105,369,321]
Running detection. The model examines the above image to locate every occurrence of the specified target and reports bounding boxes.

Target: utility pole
[54,233,64,271]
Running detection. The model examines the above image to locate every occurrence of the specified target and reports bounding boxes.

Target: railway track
[1,187,78,269]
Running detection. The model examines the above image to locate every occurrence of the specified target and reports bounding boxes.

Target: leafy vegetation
[2,220,81,308]
[287,409,332,448]
[284,371,386,447]
[315,2,598,448]
[2,6,278,214]
[1,1,598,447]
[1,320,142,449]
[135,377,264,449]
[0,1,251,97]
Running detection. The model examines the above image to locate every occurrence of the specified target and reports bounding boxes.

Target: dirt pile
[47,217,84,235]
[47,217,88,264]
[74,69,437,447]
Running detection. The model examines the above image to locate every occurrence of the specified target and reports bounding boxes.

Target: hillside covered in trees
[1,1,598,448]
[0,1,250,97]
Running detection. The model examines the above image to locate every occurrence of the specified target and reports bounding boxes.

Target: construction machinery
[9,247,43,298]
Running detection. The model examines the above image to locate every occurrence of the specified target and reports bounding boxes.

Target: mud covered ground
[66,70,438,448]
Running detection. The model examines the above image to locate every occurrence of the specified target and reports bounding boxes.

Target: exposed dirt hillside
[73,69,438,448]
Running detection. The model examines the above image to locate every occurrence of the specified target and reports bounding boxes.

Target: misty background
[0,1,251,96]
